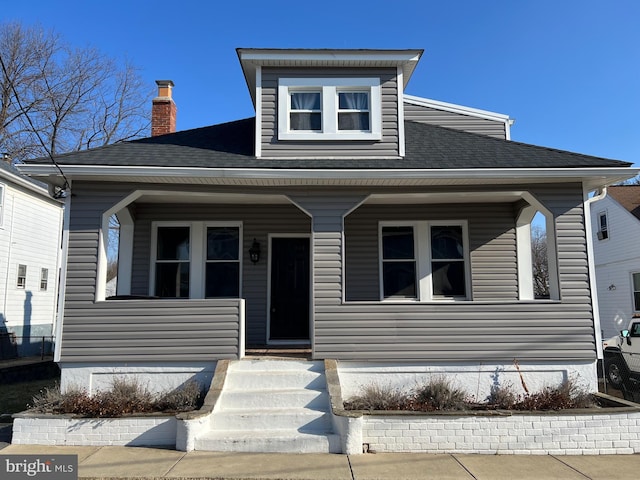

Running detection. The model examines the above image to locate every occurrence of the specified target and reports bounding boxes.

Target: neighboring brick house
[19,48,637,397]
[591,185,640,339]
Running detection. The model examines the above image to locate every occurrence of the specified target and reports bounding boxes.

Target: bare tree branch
[0,21,151,161]
[531,226,549,299]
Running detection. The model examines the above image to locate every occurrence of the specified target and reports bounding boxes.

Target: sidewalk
[2,444,640,479]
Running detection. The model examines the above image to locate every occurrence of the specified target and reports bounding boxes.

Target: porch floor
[245,347,311,359]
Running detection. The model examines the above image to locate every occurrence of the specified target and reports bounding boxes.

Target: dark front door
[269,237,310,341]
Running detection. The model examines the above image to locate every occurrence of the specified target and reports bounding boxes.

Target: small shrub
[155,380,204,412]
[413,377,468,411]
[486,383,518,409]
[514,378,596,411]
[98,377,155,416]
[28,377,204,417]
[344,383,408,411]
[29,383,66,412]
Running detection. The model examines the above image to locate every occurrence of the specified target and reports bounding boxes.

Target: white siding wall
[590,195,640,339]
[0,179,62,338]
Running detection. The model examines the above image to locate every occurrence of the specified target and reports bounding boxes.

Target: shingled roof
[22,118,631,170]
[0,159,49,191]
[608,185,640,221]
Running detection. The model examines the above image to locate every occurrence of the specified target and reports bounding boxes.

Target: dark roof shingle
[608,185,640,221]
[23,118,632,170]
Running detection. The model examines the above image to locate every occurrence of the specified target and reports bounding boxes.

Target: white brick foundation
[12,415,177,447]
[361,411,640,455]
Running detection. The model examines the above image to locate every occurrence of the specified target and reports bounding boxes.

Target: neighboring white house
[591,185,640,340]
[0,160,63,358]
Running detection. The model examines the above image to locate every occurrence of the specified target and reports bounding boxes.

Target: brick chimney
[151,80,177,136]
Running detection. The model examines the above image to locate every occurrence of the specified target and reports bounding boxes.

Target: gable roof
[607,185,640,221]
[20,118,632,170]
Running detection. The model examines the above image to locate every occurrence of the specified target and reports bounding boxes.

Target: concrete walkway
[2,444,640,479]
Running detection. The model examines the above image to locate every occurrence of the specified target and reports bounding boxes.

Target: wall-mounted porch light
[249,238,261,264]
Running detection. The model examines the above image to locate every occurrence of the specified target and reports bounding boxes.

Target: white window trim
[597,210,609,241]
[40,268,48,291]
[204,222,243,299]
[150,221,243,299]
[0,183,5,228]
[17,264,27,289]
[378,220,471,302]
[150,222,193,298]
[632,272,640,313]
[378,222,419,302]
[278,77,382,141]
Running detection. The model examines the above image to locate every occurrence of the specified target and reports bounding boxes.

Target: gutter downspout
[54,190,72,363]
[584,186,608,362]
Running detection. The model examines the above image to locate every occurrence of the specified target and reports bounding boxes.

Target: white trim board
[403,94,512,124]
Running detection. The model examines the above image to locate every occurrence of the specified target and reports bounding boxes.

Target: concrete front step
[223,370,326,390]
[220,388,330,409]
[212,409,332,431]
[229,359,324,372]
[195,430,342,453]
[197,358,340,453]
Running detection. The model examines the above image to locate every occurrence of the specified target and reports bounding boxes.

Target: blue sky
[4,0,639,166]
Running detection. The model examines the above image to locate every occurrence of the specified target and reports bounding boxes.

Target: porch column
[288,195,367,350]
[116,207,134,296]
[516,205,536,300]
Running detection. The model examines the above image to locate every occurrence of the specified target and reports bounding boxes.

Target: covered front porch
[84,182,567,362]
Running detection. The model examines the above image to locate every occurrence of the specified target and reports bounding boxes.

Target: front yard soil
[0,367,59,416]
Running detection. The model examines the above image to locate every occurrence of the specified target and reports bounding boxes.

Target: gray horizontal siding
[131,203,311,346]
[532,184,590,303]
[260,67,400,158]
[309,183,596,362]
[63,185,245,362]
[345,203,518,301]
[64,181,595,364]
[403,103,507,139]
[63,182,311,360]
[61,299,241,362]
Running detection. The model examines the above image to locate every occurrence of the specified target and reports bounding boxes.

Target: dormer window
[338,91,370,131]
[290,91,322,131]
[278,77,381,141]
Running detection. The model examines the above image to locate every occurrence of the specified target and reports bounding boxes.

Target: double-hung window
[154,226,191,298]
[0,183,4,227]
[633,272,640,313]
[17,264,27,289]
[597,212,609,240]
[40,268,49,291]
[152,222,242,299]
[278,78,381,140]
[430,225,466,297]
[205,226,240,298]
[337,91,370,131]
[289,91,322,131]
[379,221,470,301]
[381,226,417,298]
